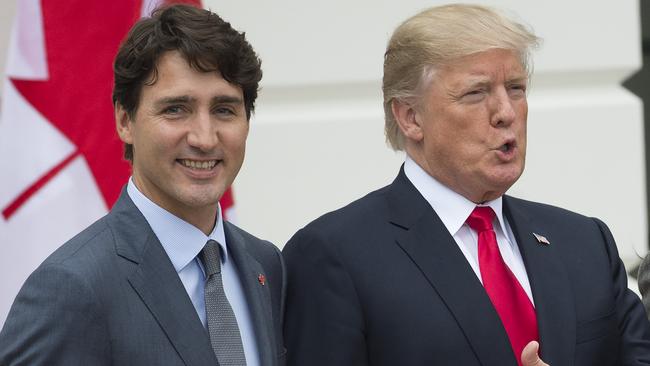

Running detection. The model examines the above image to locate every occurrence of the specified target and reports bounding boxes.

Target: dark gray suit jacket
[283,167,650,366]
[0,189,286,366]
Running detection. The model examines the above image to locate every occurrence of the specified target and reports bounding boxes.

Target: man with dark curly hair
[0,5,285,366]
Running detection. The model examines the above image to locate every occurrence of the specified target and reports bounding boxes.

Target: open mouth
[499,143,513,153]
[178,159,219,170]
[497,140,516,153]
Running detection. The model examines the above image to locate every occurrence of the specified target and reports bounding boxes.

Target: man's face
[116,51,248,231]
[408,49,528,203]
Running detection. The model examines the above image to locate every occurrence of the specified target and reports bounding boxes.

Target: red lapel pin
[258,274,266,286]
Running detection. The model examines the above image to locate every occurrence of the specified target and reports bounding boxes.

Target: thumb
[521,341,549,366]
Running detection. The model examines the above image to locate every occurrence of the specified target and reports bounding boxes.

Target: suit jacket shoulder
[504,194,628,273]
[224,221,285,311]
[505,195,594,224]
[1,191,245,366]
[225,221,284,272]
[293,183,395,244]
[0,209,122,365]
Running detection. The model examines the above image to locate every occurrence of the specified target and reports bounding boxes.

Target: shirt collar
[403,156,512,243]
[126,178,228,273]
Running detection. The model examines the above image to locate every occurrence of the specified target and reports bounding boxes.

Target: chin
[491,180,519,196]
[486,173,522,195]
[498,163,524,180]
[178,189,223,208]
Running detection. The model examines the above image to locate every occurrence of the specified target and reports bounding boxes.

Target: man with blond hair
[283,4,650,366]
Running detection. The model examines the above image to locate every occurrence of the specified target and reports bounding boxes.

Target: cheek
[133,128,181,166]
[221,124,249,154]
[150,124,186,149]
[517,101,528,128]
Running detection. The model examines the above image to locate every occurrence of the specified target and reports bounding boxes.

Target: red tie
[466,206,538,365]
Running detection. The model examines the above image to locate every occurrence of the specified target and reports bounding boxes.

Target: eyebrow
[463,79,491,89]
[211,95,244,105]
[458,74,528,89]
[505,75,528,84]
[446,79,489,97]
[153,96,194,109]
[153,95,244,109]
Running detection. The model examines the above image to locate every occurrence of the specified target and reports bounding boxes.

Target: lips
[499,141,514,153]
[178,159,220,170]
[494,139,518,161]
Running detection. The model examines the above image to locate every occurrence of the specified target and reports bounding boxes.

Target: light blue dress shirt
[127,179,260,366]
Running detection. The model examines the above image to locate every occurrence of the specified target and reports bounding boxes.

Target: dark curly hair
[112,4,262,161]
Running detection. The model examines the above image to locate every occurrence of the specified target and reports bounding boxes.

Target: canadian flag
[0,0,236,326]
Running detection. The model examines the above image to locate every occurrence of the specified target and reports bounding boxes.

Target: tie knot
[466,206,496,233]
[199,239,222,277]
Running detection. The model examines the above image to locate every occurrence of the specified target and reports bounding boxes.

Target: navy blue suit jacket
[283,167,650,366]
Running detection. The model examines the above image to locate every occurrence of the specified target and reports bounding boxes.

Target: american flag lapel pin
[533,233,550,245]
[258,273,266,286]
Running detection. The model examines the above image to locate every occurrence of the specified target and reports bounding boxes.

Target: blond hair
[383,4,540,150]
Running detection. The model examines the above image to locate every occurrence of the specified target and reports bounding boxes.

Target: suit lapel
[388,169,517,366]
[225,223,276,366]
[109,190,217,366]
[504,197,575,365]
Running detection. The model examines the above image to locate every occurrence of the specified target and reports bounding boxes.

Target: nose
[490,88,517,127]
[186,111,218,152]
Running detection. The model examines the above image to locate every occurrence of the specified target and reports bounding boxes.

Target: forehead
[435,49,527,86]
[142,51,243,101]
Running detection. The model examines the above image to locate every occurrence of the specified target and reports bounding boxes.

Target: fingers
[521,341,549,366]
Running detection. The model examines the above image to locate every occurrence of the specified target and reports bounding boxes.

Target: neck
[405,150,504,204]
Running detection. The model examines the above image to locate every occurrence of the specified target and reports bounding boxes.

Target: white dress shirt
[127,179,260,366]
[403,157,534,303]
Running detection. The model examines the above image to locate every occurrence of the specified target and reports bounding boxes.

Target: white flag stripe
[0,79,75,209]
[141,0,165,18]
[0,155,107,324]
[6,0,46,80]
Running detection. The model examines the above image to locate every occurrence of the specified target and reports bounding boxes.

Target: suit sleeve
[283,227,369,366]
[0,263,110,366]
[594,218,650,365]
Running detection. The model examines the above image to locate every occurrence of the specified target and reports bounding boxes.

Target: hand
[521,341,549,366]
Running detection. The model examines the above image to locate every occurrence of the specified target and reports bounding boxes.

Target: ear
[391,98,424,143]
[115,104,133,144]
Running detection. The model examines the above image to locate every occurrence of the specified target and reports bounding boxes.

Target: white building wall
[203,0,647,266]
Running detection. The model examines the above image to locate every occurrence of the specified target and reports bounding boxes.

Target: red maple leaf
[3,0,236,221]
[4,0,140,218]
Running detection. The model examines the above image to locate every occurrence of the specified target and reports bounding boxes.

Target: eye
[461,89,486,102]
[213,106,237,118]
[508,84,527,97]
[161,105,187,116]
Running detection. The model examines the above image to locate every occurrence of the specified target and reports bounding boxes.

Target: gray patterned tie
[199,239,247,366]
